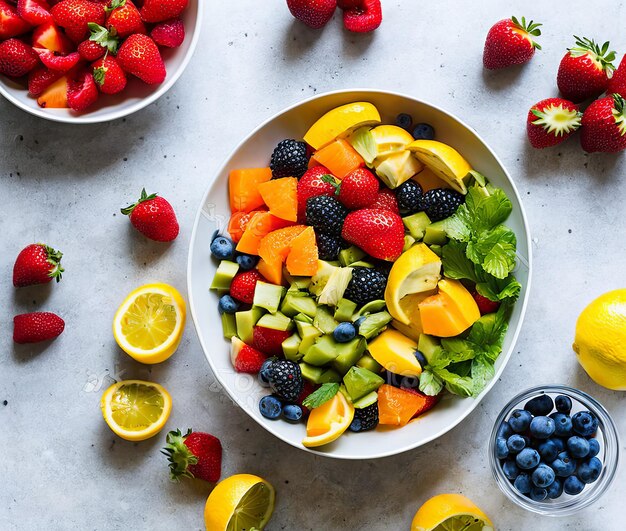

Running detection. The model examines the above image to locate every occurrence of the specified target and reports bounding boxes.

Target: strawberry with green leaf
[92,55,126,94]
[162,429,222,483]
[13,243,64,287]
[105,0,145,39]
[483,16,541,70]
[527,98,582,149]
[580,94,626,153]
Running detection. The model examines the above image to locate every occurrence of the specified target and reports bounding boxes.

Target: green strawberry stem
[105,0,127,14]
[569,36,615,71]
[612,94,626,136]
[161,429,199,481]
[511,16,542,50]
[88,23,120,54]
[121,188,158,216]
[319,173,341,195]
[43,244,64,282]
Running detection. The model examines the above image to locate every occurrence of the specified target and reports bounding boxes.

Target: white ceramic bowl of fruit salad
[188,89,532,459]
[0,0,201,123]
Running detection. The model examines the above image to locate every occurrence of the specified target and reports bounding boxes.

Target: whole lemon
[573,289,626,390]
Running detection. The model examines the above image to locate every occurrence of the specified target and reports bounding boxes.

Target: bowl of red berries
[0,0,201,123]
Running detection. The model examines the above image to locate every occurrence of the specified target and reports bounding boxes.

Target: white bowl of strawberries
[0,0,201,123]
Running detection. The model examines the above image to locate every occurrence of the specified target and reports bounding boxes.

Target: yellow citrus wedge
[204,474,275,531]
[302,391,354,448]
[411,493,494,531]
[385,244,442,325]
[113,283,186,364]
[304,102,381,150]
[407,140,472,194]
[368,328,423,376]
[101,380,172,441]
[370,124,415,158]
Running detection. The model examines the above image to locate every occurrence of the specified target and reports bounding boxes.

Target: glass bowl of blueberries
[489,385,619,516]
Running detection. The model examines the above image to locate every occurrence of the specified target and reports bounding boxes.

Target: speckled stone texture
[1,1,626,529]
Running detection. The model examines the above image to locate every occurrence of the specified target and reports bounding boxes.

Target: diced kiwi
[256,311,293,332]
[280,293,317,318]
[302,335,340,366]
[314,305,339,334]
[356,353,383,373]
[296,321,322,354]
[310,260,338,297]
[293,312,314,324]
[318,368,342,384]
[403,212,431,240]
[343,366,384,401]
[403,234,416,252]
[318,267,353,306]
[332,337,367,375]
[339,246,367,267]
[253,281,285,314]
[299,362,324,383]
[282,333,303,362]
[356,300,387,317]
[334,298,357,322]
[210,261,239,290]
[357,311,392,339]
[235,307,265,344]
[353,391,378,409]
[349,261,374,268]
[418,333,442,364]
[221,313,237,340]
[423,220,448,246]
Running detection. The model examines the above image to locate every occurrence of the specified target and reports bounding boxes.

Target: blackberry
[305,196,348,236]
[422,188,465,221]
[269,360,303,402]
[343,267,387,306]
[395,180,423,215]
[315,231,342,261]
[269,139,309,179]
[349,403,379,432]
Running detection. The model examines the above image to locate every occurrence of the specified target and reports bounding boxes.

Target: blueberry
[414,350,427,369]
[563,475,585,495]
[587,438,600,458]
[354,316,367,332]
[572,411,599,437]
[516,448,540,470]
[235,253,258,270]
[259,359,274,387]
[551,451,577,477]
[497,421,513,440]
[567,436,590,459]
[537,439,559,462]
[283,404,303,422]
[524,395,554,417]
[218,294,239,314]
[550,412,573,437]
[577,456,602,484]
[395,113,413,131]
[529,486,548,502]
[546,478,563,499]
[508,409,533,433]
[412,123,435,140]
[210,235,234,260]
[551,437,566,452]
[502,459,520,480]
[532,464,556,488]
[507,434,527,454]
[530,416,556,439]
[514,473,532,494]
[333,322,356,343]
[555,394,572,414]
[259,395,282,419]
[496,437,509,459]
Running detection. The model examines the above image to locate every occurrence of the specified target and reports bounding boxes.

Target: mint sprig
[302,383,339,409]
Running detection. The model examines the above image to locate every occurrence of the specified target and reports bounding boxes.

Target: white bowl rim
[0,1,203,124]
[187,88,534,459]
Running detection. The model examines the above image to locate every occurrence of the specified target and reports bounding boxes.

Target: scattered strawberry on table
[13,311,65,343]
[483,16,541,70]
[209,101,522,448]
[13,243,64,287]
[121,188,180,242]
[162,428,223,483]
[286,0,382,33]
[526,98,582,149]
[0,0,190,112]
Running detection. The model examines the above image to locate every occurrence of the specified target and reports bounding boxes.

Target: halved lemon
[302,391,354,448]
[101,380,172,441]
[113,283,186,364]
[411,493,494,531]
[407,140,472,194]
[204,474,276,531]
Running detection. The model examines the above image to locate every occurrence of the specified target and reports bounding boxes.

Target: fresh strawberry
[28,65,63,95]
[0,0,32,40]
[472,292,500,315]
[342,208,404,261]
[13,243,64,287]
[162,429,222,483]
[336,167,378,209]
[369,187,399,214]
[78,39,105,60]
[229,270,264,304]
[50,0,105,42]
[337,0,359,9]
[116,33,165,84]
[402,387,440,419]
[580,94,626,153]
[151,16,184,48]
[526,98,581,149]
[342,0,381,33]
[0,38,39,77]
[252,326,291,356]
[106,0,144,38]
[230,336,267,373]
[297,165,336,222]
[32,21,74,54]
[140,0,187,23]
[557,37,615,103]
[67,69,98,111]
[92,54,125,93]
[121,188,179,242]
[17,0,52,25]
[13,312,65,343]
[607,54,626,98]
[286,0,336,29]
[483,16,541,70]
[34,47,80,72]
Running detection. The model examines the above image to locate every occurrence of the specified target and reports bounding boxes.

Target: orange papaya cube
[227,211,253,243]
[235,212,293,255]
[258,225,308,266]
[229,167,272,212]
[286,226,318,276]
[257,257,283,285]
[257,177,298,222]
[418,279,480,337]
[377,384,423,426]
[311,139,364,179]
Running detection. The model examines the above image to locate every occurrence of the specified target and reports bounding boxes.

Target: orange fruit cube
[257,177,298,222]
[377,384,423,426]
[235,212,293,255]
[229,167,272,213]
[311,139,364,179]
[285,226,318,276]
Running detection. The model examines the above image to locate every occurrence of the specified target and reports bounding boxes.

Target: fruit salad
[210,101,522,448]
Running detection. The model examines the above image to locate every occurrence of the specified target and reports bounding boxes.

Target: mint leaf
[469,185,512,232]
[466,226,517,279]
[468,304,509,349]
[441,206,472,242]
[470,356,495,396]
[419,369,444,396]
[434,368,474,397]
[475,274,521,302]
[441,240,477,281]
[301,383,339,409]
